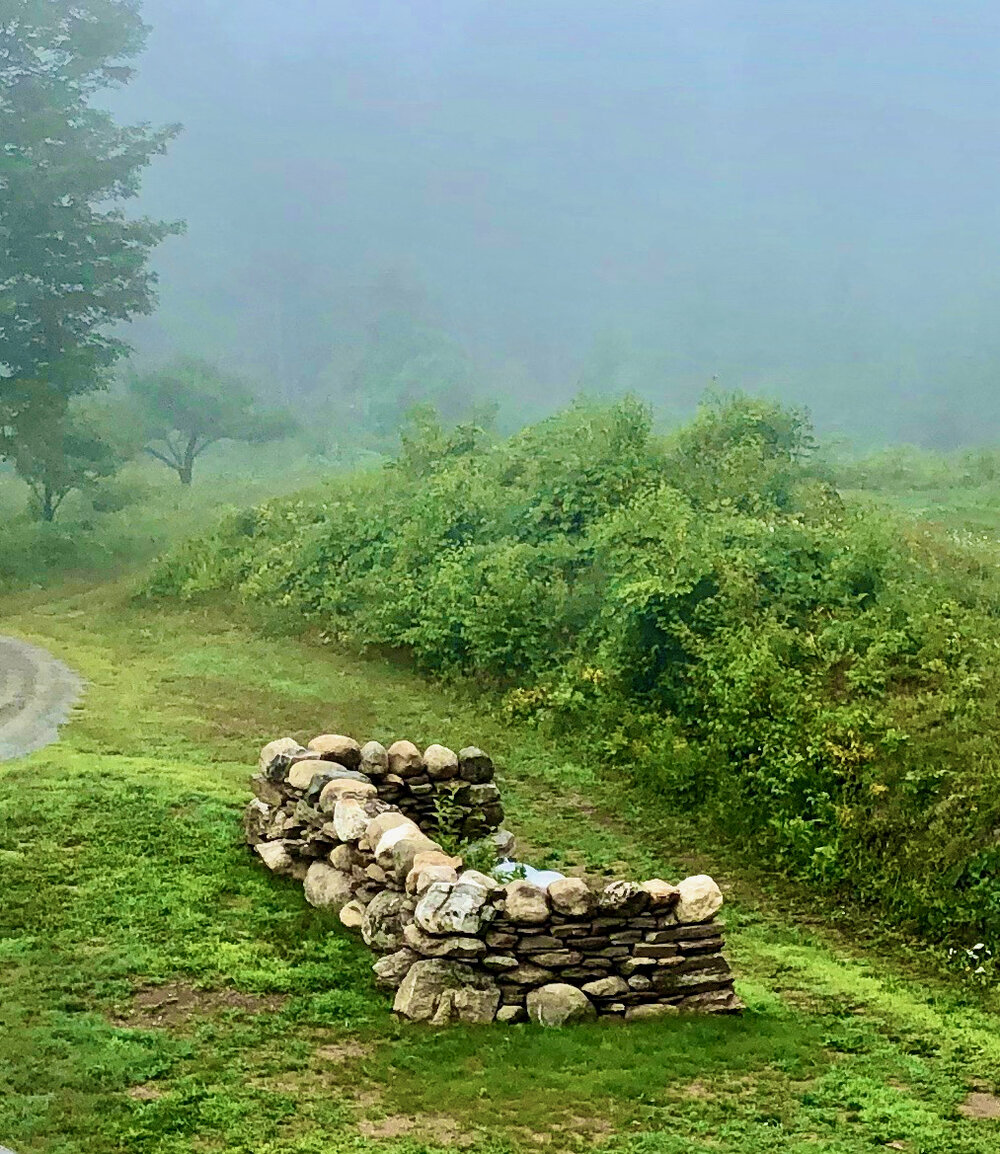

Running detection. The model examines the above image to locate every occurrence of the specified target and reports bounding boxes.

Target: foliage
[128,358,298,484]
[0,0,181,443]
[6,398,133,521]
[147,395,1000,946]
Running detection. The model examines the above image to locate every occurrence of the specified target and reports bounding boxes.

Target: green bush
[147,394,1000,944]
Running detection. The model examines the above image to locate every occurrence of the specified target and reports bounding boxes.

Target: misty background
[114,0,1000,446]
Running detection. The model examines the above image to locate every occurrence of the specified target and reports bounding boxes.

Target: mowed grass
[4,583,1000,1151]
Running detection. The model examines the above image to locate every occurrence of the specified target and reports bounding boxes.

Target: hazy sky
[118,1,1000,443]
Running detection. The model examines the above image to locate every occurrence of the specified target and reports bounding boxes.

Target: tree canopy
[0,0,181,445]
[129,358,297,484]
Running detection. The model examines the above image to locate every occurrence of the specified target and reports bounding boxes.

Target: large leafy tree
[0,0,181,449]
[129,358,298,485]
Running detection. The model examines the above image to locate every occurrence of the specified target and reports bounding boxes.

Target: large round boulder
[674,875,723,924]
[526,983,597,1027]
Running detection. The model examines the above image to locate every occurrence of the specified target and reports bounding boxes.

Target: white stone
[674,875,723,924]
[415,879,492,936]
[423,743,459,780]
[338,900,366,930]
[333,798,369,842]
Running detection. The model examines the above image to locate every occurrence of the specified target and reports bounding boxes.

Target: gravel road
[0,636,83,761]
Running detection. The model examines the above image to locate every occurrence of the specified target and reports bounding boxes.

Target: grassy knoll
[3,582,1000,1152]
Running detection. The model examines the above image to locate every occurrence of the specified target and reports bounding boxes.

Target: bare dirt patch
[958,1091,1000,1120]
[114,982,287,1029]
[314,1040,375,1064]
[357,1114,478,1146]
[128,1085,165,1100]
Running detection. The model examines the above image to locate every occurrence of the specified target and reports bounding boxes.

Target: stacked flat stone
[246,733,742,1026]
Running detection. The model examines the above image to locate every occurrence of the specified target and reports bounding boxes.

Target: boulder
[402,922,486,959]
[387,740,423,777]
[307,733,362,768]
[373,821,423,863]
[373,948,419,988]
[674,875,724,924]
[458,868,499,891]
[526,983,596,1027]
[365,811,413,846]
[548,877,594,917]
[582,976,629,998]
[502,880,550,924]
[491,829,516,858]
[406,863,459,895]
[338,900,366,930]
[458,746,494,783]
[317,776,377,811]
[286,757,328,790]
[258,737,307,780]
[394,959,500,1024]
[496,1005,526,1024]
[361,890,415,952]
[598,880,650,916]
[250,773,285,806]
[255,838,307,879]
[360,740,389,778]
[387,834,444,879]
[303,861,354,911]
[333,798,369,842]
[423,743,460,780]
[328,843,355,871]
[641,878,681,909]
[415,878,493,936]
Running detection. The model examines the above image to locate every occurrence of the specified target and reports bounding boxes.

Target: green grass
[4,583,1000,1152]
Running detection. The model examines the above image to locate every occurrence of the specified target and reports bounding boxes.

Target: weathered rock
[373,948,419,988]
[625,1003,679,1021]
[402,922,486,959]
[258,737,307,779]
[307,733,362,768]
[360,740,389,778]
[361,890,415,952]
[303,861,354,911]
[526,983,596,1027]
[243,799,271,844]
[415,879,492,936]
[674,875,724,924]
[502,880,550,924]
[482,953,519,971]
[458,868,499,891]
[533,950,583,968]
[255,838,307,879]
[454,782,501,808]
[328,843,355,871]
[641,878,681,908]
[387,834,444,879]
[582,976,629,998]
[412,849,464,872]
[504,963,555,985]
[394,959,500,1024]
[373,821,423,861]
[496,1004,526,1024]
[406,863,459,895]
[387,740,423,777]
[365,863,387,884]
[548,877,594,918]
[339,899,366,930]
[250,773,285,806]
[366,811,413,846]
[458,746,494,783]
[491,828,516,858]
[317,776,377,810]
[598,881,650,916]
[286,757,328,790]
[423,743,460,780]
[333,798,369,842]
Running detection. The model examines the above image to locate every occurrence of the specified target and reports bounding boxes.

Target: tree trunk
[41,486,55,522]
[178,463,193,485]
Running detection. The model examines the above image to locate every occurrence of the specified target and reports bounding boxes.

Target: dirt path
[0,636,82,761]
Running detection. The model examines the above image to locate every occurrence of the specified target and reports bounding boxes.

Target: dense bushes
[147,396,1000,944]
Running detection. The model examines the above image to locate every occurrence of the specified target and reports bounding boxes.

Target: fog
[116,1,1000,445]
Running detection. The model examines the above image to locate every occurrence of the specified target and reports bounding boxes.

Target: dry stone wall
[245,732,742,1025]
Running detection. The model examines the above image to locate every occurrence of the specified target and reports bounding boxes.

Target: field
[4,581,1000,1152]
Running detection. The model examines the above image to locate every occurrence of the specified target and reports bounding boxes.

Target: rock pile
[246,732,742,1025]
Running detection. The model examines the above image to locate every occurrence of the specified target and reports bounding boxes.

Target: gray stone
[307,733,362,768]
[582,976,629,998]
[361,890,415,952]
[286,757,329,790]
[402,922,486,959]
[360,740,389,778]
[598,881,650,916]
[526,983,596,1027]
[415,879,492,936]
[625,1003,679,1021]
[458,746,494,783]
[333,798,369,842]
[243,798,271,845]
[394,959,500,1024]
[548,877,594,918]
[674,875,724,924]
[258,737,307,780]
[303,861,354,911]
[250,773,285,806]
[373,948,419,988]
[255,839,308,880]
[502,880,550,924]
[455,782,501,808]
[423,743,460,780]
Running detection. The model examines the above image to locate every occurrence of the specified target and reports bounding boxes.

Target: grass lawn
[3,581,1000,1152]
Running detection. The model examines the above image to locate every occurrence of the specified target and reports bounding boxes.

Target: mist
[115,1,1000,446]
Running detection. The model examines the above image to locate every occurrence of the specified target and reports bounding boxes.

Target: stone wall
[245,732,742,1025]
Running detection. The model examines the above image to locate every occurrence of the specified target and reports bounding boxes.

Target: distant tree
[10,401,130,521]
[129,359,297,484]
[0,0,182,450]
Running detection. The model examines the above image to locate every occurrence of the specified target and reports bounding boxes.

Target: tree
[0,0,182,449]
[9,400,130,521]
[129,358,297,484]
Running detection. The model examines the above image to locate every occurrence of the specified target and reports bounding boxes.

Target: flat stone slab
[0,636,83,761]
